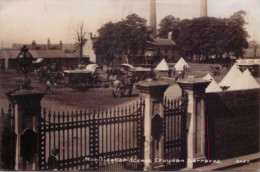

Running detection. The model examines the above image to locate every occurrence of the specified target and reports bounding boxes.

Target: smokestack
[47,38,50,49]
[200,0,207,17]
[150,0,156,38]
[60,40,62,49]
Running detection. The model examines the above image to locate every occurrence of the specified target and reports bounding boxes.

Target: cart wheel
[92,73,98,79]
[64,75,70,87]
[85,80,90,87]
[93,80,101,87]
[112,88,121,98]
[127,71,133,77]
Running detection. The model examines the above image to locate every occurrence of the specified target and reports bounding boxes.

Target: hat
[51,148,59,156]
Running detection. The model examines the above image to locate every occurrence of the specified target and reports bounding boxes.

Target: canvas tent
[203,73,222,93]
[218,63,243,88]
[228,69,260,91]
[155,58,169,71]
[174,57,189,71]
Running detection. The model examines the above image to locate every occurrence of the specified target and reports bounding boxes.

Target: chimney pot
[168,32,172,40]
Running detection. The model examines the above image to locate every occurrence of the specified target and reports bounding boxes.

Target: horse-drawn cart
[63,64,100,88]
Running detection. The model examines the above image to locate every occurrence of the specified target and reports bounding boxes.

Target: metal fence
[163,95,188,169]
[0,104,15,170]
[39,98,145,171]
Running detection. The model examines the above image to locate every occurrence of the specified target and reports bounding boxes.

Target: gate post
[136,79,170,171]
[177,77,210,169]
[7,88,45,170]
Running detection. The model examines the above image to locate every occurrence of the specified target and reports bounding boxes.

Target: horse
[112,74,135,98]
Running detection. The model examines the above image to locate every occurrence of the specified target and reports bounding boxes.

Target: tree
[93,13,148,64]
[74,24,88,63]
[158,15,180,41]
[93,22,123,64]
[225,10,249,58]
[120,14,149,59]
[158,10,249,62]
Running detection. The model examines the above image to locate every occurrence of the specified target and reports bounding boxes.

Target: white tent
[155,58,169,71]
[228,69,260,91]
[174,57,189,71]
[219,63,243,88]
[203,73,222,93]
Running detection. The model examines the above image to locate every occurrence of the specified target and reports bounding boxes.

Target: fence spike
[8,103,12,115]
[129,104,131,114]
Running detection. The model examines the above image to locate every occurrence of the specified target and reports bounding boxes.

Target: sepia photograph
[0,0,259,171]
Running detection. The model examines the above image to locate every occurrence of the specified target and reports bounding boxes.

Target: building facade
[1,39,90,69]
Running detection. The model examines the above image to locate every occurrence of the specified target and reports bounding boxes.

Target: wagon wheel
[93,79,101,87]
[92,73,98,79]
[64,75,70,87]
[84,79,91,87]
[112,88,121,98]
[127,71,133,77]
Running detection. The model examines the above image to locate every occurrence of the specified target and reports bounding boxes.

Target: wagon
[63,64,101,88]
[120,63,155,81]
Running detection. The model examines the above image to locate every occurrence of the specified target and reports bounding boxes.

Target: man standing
[46,79,51,94]
[48,148,59,170]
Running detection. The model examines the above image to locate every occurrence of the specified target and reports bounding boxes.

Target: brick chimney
[60,40,62,49]
[200,0,207,17]
[47,38,50,49]
[150,0,156,38]
[32,40,36,49]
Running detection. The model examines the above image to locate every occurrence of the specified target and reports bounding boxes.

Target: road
[0,69,182,113]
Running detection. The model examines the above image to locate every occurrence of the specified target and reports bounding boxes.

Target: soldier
[46,79,51,94]
[168,68,172,77]
[48,148,59,170]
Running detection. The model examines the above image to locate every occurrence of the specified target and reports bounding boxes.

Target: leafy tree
[158,15,180,41]
[158,10,249,61]
[93,22,122,64]
[120,14,149,56]
[93,13,148,64]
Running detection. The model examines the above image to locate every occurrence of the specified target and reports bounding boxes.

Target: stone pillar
[177,77,210,169]
[136,78,170,170]
[7,89,45,170]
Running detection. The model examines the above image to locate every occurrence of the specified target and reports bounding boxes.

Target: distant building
[1,39,90,69]
[243,41,260,59]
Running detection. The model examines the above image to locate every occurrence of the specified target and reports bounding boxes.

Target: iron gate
[39,98,145,171]
[163,95,188,169]
[0,104,16,170]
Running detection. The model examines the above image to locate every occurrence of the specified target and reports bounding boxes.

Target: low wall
[205,89,260,160]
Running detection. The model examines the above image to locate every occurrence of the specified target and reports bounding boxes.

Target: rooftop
[147,38,176,47]
[2,49,82,59]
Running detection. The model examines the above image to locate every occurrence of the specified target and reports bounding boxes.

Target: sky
[0,0,259,47]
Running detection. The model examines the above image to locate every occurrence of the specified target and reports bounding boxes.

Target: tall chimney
[200,0,208,17]
[60,40,62,50]
[200,0,207,17]
[150,0,156,38]
[47,38,50,49]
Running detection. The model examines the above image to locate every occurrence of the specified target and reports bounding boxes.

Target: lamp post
[16,45,33,89]
[145,48,156,78]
